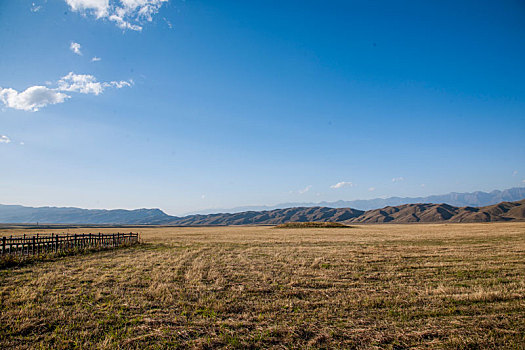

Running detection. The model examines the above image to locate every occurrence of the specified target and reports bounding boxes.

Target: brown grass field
[1,223,524,349]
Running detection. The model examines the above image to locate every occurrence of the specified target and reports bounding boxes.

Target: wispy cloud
[330,181,354,189]
[0,72,132,112]
[392,177,404,182]
[65,0,111,18]
[65,0,169,31]
[368,187,375,192]
[298,185,312,194]
[31,2,42,12]
[58,72,132,95]
[513,170,518,176]
[70,42,82,55]
[163,17,173,29]
[0,135,11,144]
[91,56,101,62]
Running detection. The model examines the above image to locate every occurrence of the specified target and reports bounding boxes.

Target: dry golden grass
[1,222,524,349]
[274,222,352,228]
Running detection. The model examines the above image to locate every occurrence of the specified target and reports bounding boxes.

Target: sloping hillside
[165,199,525,225]
[1,199,524,225]
[344,200,525,224]
[168,207,364,226]
[0,205,175,225]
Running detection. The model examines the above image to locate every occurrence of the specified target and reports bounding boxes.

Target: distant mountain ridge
[0,205,172,225]
[0,187,524,225]
[164,199,525,225]
[185,187,525,214]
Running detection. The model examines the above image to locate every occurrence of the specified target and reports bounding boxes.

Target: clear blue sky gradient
[1,0,524,215]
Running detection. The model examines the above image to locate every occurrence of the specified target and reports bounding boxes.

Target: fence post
[2,236,5,255]
[32,236,36,255]
[56,234,59,252]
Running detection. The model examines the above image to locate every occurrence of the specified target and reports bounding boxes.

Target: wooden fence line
[1,232,139,257]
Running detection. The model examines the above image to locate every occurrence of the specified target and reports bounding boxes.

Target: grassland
[274,222,351,228]
[1,223,524,349]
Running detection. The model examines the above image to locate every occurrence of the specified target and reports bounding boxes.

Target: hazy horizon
[1,186,524,217]
[1,1,524,215]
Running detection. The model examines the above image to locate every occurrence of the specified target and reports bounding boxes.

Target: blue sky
[1,0,524,215]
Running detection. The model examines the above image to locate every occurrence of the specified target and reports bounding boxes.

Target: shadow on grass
[0,242,143,270]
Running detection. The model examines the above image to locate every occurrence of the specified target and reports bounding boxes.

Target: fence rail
[1,232,139,257]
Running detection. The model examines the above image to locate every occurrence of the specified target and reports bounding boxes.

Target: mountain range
[162,199,525,225]
[0,205,171,225]
[184,187,525,214]
[0,187,524,225]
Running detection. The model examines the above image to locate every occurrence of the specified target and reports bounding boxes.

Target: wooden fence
[1,232,139,257]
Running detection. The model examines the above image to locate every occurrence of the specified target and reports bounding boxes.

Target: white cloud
[65,0,169,31]
[513,170,518,176]
[298,185,312,194]
[522,179,525,184]
[58,72,132,95]
[0,86,70,112]
[20,141,25,145]
[108,14,143,30]
[368,187,375,192]
[31,2,42,12]
[163,17,172,29]
[70,42,82,55]
[0,72,131,112]
[107,80,133,89]
[65,0,109,18]
[91,56,102,62]
[0,135,11,144]
[201,194,206,199]
[420,183,426,187]
[330,181,354,189]
[58,72,103,94]
[392,177,404,182]
[119,0,168,21]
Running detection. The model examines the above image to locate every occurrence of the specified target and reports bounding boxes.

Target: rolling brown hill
[2,199,523,226]
[167,207,365,226]
[345,199,525,224]
[165,199,525,226]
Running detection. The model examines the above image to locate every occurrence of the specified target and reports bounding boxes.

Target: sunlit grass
[1,222,524,349]
[274,221,352,228]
